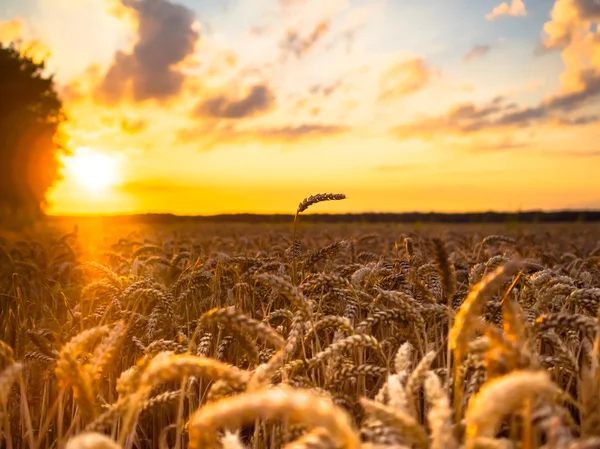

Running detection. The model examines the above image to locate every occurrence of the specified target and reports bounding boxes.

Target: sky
[1,0,600,215]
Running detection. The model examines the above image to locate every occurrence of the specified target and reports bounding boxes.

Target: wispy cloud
[309,79,344,97]
[392,68,600,140]
[280,21,330,58]
[257,123,348,141]
[193,85,275,120]
[470,139,531,151]
[463,44,491,62]
[378,58,432,102]
[177,122,349,150]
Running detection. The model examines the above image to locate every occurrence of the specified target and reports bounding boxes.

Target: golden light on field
[63,147,120,193]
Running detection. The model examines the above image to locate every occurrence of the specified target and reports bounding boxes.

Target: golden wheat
[0,212,599,449]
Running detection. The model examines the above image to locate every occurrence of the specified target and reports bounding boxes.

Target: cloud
[543,0,600,50]
[309,79,344,97]
[470,140,532,151]
[204,51,237,79]
[486,0,527,20]
[177,122,348,150]
[280,21,330,58]
[378,58,432,102]
[544,149,600,157]
[323,5,375,54]
[253,123,347,142]
[97,0,199,104]
[543,68,600,110]
[463,44,491,62]
[193,85,275,120]
[392,69,600,139]
[540,0,600,107]
[60,64,104,103]
[574,0,600,18]
[392,100,505,139]
[555,114,599,125]
[120,117,148,134]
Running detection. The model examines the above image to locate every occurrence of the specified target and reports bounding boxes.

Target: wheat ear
[65,432,122,449]
[293,193,346,283]
[424,371,457,449]
[188,386,359,449]
[464,370,557,442]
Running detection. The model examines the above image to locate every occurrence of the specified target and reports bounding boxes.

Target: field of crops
[1,201,600,449]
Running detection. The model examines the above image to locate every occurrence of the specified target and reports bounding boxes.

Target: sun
[64,147,120,192]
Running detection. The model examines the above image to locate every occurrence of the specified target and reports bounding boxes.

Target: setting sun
[64,147,119,193]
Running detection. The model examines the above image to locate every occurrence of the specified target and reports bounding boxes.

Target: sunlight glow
[64,147,120,193]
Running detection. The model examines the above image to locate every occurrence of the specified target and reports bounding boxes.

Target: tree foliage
[0,41,66,225]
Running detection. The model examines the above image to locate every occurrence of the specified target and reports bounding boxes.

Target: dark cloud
[556,115,599,125]
[378,59,432,102]
[193,85,275,119]
[495,105,547,127]
[573,0,600,19]
[544,69,600,111]
[392,69,600,139]
[98,0,199,103]
[281,21,330,58]
[463,44,491,62]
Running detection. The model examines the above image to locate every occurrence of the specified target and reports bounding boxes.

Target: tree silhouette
[0,42,66,225]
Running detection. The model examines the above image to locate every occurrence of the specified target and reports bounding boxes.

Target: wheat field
[1,195,600,449]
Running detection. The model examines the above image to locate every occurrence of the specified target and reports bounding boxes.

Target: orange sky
[1,0,600,215]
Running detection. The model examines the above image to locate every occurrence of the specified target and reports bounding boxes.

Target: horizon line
[44,209,600,223]
[46,208,600,218]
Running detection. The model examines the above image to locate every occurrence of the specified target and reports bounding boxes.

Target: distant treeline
[51,210,600,224]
